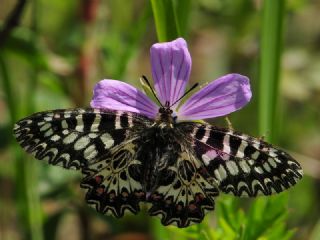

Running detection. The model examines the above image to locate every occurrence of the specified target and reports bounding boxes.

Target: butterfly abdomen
[136,126,180,193]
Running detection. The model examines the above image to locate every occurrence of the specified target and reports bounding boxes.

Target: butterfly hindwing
[13,108,152,170]
[178,123,303,197]
[147,144,219,228]
[81,138,146,217]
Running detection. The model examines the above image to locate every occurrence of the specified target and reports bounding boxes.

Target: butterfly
[13,38,303,228]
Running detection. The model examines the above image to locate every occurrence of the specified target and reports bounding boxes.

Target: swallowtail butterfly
[14,105,303,227]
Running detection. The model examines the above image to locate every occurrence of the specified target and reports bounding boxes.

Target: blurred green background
[0,0,319,240]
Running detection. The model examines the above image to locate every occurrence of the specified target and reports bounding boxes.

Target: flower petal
[177,74,252,120]
[90,80,158,119]
[150,38,191,110]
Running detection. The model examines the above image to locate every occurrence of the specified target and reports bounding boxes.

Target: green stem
[258,0,285,143]
[150,0,182,41]
[25,1,44,239]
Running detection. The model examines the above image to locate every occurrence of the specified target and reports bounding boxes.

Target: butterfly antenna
[141,75,163,107]
[170,82,199,108]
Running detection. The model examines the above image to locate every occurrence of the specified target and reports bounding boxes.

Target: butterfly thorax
[155,106,175,128]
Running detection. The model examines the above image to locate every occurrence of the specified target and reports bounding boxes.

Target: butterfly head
[156,101,176,128]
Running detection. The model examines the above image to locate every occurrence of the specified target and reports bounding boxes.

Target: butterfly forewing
[13,108,152,170]
[178,123,303,197]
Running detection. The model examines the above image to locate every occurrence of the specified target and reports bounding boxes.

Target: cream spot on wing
[239,161,251,173]
[254,166,264,174]
[62,130,69,135]
[100,133,114,149]
[263,162,271,172]
[236,141,248,158]
[61,120,68,129]
[44,129,53,137]
[51,135,61,142]
[84,145,98,160]
[75,116,84,131]
[63,132,79,144]
[40,123,51,132]
[222,135,230,154]
[226,161,239,175]
[268,158,277,168]
[215,165,227,181]
[88,133,98,138]
[74,136,90,150]
[251,151,260,160]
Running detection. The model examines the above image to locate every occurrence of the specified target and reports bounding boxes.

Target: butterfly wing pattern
[144,134,219,227]
[13,108,303,228]
[14,108,152,217]
[178,123,303,197]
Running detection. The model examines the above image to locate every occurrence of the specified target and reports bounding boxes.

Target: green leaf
[151,0,190,41]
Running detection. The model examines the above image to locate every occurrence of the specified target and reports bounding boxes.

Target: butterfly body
[14,108,302,227]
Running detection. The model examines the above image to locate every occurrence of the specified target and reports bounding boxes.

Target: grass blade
[258,0,285,142]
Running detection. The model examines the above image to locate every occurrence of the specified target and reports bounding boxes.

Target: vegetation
[1,0,319,239]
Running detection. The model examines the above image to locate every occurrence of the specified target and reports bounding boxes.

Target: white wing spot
[263,162,271,172]
[215,165,227,181]
[100,133,114,149]
[74,136,90,150]
[251,151,260,160]
[37,121,45,126]
[51,135,61,142]
[237,181,249,194]
[44,117,52,121]
[268,149,278,157]
[91,115,101,131]
[44,129,54,137]
[64,112,71,118]
[239,161,250,173]
[84,145,98,160]
[115,114,121,129]
[63,132,79,144]
[59,153,70,162]
[236,141,248,158]
[61,120,68,129]
[75,116,84,131]
[88,133,98,138]
[268,158,277,168]
[40,123,51,132]
[226,161,239,175]
[252,180,264,191]
[254,166,264,174]
[202,154,211,166]
[62,130,69,135]
[128,115,133,127]
[222,135,230,154]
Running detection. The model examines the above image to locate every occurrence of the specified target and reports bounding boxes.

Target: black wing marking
[13,108,152,170]
[81,139,146,217]
[177,122,303,197]
[147,146,219,228]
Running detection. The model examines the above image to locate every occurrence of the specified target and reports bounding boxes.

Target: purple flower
[90,38,252,121]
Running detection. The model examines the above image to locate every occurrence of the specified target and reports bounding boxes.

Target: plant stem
[258,0,285,143]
